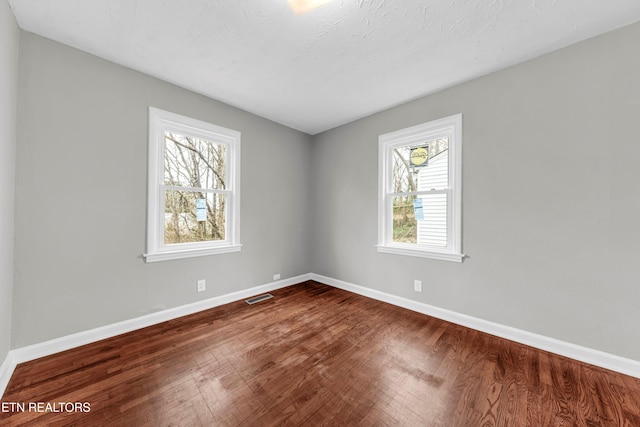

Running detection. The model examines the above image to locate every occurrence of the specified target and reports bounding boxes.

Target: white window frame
[377,114,463,262]
[144,107,241,263]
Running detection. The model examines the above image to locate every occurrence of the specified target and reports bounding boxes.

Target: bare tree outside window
[163,132,227,244]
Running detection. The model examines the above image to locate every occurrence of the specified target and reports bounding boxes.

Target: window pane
[416,193,447,247]
[392,195,417,243]
[164,132,226,190]
[164,190,226,244]
[392,194,447,246]
[392,138,448,192]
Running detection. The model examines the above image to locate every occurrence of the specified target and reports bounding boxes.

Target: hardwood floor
[2,281,640,426]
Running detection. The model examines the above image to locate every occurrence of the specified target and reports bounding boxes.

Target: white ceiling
[8,0,640,135]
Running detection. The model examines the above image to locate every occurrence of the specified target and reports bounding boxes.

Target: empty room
[1,0,640,425]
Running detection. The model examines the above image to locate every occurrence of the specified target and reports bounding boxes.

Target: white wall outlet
[414,280,422,293]
[273,273,281,281]
[197,279,206,292]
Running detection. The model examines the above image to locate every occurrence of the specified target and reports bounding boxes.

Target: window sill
[376,244,464,262]
[144,244,242,263]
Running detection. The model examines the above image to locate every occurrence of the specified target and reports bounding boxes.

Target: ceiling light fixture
[287,0,334,15]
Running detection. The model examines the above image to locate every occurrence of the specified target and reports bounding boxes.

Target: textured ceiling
[8,0,640,135]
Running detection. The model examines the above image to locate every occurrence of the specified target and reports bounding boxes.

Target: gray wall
[311,22,640,361]
[0,1,19,365]
[13,33,313,347]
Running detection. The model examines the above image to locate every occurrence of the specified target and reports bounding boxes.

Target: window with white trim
[377,114,463,262]
[145,107,241,262]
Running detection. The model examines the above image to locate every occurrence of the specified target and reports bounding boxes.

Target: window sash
[159,189,231,247]
[162,185,231,194]
[383,188,453,251]
[155,134,234,252]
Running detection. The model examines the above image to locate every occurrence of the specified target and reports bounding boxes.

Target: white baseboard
[310,273,640,379]
[0,350,17,398]
[0,273,311,397]
[2,271,639,399]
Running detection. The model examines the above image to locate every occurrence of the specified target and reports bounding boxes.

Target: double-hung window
[377,114,463,262]
[145,107,241,262]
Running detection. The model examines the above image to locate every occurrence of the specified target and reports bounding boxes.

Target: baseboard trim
[0,273,311,397]
[0,351,17,399]
[310,273,640,379]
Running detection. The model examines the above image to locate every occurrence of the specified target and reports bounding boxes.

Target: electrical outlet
[414,280,422,293]
[197,279,206,292]
[273,273,281,281]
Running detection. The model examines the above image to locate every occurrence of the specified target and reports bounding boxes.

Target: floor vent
[245,293,274,305]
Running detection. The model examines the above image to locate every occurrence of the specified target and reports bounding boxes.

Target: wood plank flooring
[2,281,640,426]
